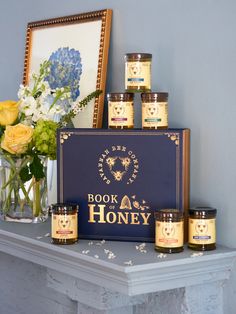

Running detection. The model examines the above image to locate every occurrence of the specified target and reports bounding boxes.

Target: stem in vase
[33,177,42,217]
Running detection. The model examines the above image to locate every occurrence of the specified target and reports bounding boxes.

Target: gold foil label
[155,221,184,248]
[142,102,168,128]
[108,101,134,127]
[98,146,139,185]
[189,218,216,244]
[125,61,151,89]
[52,214,78,239]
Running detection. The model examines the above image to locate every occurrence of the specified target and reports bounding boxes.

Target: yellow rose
[0,100,19,126]
[1,123,33,154]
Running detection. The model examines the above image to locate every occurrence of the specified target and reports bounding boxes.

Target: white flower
[32,111,43,122]
[21,116,33,126]
[41,82,51,98]
[17,84,27,99]
[19,96,37,116]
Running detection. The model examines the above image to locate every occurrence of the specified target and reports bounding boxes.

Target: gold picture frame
[23,9,112,128]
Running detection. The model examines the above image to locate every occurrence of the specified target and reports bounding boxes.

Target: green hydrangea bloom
[33,120,58,160]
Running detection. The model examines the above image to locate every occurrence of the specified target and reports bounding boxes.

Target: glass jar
[141,92,168,129]
[51,203,78,245]
[188,207,217,251]
[0,155,48,223]
[125,53,152,92]
[155,209,184,253]
[107,93,134,129]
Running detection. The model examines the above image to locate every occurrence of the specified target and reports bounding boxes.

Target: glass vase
[0,155,48,223]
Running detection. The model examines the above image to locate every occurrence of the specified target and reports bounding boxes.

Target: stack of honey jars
[107,53,168,129]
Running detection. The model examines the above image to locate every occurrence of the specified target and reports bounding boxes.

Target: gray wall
[0,0,236,312]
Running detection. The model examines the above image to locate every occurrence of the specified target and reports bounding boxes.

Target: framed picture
[23,9,112,128]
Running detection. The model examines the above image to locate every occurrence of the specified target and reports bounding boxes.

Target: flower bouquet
[0,60,101,223]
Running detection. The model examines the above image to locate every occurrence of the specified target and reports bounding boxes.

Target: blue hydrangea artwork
[46,47,82,101]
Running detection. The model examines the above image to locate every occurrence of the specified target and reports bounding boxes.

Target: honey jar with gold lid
[188,207,217,251]
[51,203,78,245]
[155,209,184,253]
[125,53,152,92]
[107,92,134,129]
[141,92,168,129]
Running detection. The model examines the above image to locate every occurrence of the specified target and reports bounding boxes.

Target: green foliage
[59,90,102,127]
[29,154,45,181]
[33,120,58,160]
[19,154,45,182]
[0,125,4,139]
[19,165,32,182]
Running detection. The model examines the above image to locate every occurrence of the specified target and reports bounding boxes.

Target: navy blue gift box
[57,129,190,242]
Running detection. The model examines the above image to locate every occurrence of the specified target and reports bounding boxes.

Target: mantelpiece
[0,220,235,313]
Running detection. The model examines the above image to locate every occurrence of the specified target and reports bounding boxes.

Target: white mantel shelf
[0,220,235,298]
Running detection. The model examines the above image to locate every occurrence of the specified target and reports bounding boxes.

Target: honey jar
[155,209,184,253]
[188,207,217,251]
[125,53,152,92]
[51,203,78,245]
[141,92,168,129]
[107,92,134,129]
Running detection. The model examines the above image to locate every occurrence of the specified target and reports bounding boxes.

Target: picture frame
[23,9,112,128]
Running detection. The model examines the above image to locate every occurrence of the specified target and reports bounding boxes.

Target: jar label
[51,213,78,240]
[188,218,216,244]
[155,221,184,248]
[125,61,151,89]
[108,101,134,127]
[142,102,168,128]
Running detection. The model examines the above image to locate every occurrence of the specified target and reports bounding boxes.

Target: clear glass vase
[0,155,48,223]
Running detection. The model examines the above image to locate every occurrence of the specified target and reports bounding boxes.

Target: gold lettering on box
[130,212,140,225]
[140,213,151,225]
[88,204,106,223]
[87,194,151,226]
[106,212,117,223]
[88,194,118,204]
[117,212,129,224]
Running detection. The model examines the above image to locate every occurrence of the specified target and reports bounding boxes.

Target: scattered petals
[136,243,147,253]
[88,241,94,246]
[103,249,116,259]
[82,250,90,254]
[96,240,106,246]
[94,255,99,259]
[44,233,50,237]
[157,253,167,259]
[124,260,133,266]
[36,236,43,239]
[190,252,204,258]
[108,252,116,259]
